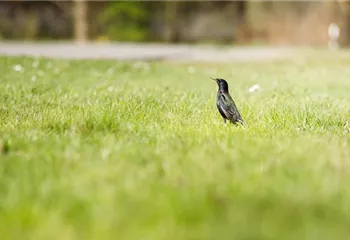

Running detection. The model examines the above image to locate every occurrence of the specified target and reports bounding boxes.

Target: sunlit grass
[0,54,350,240]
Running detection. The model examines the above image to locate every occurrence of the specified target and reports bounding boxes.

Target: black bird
[212,77,245,125]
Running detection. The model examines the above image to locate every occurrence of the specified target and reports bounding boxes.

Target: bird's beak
[210,77,217,82]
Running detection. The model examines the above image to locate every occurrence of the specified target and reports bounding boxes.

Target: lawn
[0,53,350,240]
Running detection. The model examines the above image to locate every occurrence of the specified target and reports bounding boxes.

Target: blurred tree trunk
[164,1,181,43]
[74,0,88,43]
[332,1,347,45]
[263,1,273,10]
[235,1,250,44]
[341,2,350,46]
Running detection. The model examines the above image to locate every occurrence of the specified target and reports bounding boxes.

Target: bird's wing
[218,93,245,123]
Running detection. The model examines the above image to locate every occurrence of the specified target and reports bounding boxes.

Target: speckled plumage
[212,77,245,125]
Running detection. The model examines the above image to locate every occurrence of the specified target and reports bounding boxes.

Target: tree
[164,1,181,43]
[235,1,250,44]
[98,2,149,42]
[74,0,88,43]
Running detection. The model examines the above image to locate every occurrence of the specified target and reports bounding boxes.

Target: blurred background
[0,0,349,47]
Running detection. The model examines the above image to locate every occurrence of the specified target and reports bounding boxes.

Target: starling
[212,77,245,125]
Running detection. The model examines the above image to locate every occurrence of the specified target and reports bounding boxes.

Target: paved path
[0,42,296,62]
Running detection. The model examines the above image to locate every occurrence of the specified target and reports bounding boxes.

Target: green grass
[0,54,350,240]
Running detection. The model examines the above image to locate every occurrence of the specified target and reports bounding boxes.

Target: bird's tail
[238,118,247,127]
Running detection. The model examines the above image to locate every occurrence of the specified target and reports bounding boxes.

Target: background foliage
[0,1,348,45]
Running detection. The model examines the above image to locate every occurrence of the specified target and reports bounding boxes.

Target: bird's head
[211,77,229,92]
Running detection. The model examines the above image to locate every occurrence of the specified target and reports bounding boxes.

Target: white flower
[328,23,340,40]
[248,84,261,93]
[13,64,23,72]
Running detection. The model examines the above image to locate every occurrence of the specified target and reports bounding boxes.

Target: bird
[211,77,245,126]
